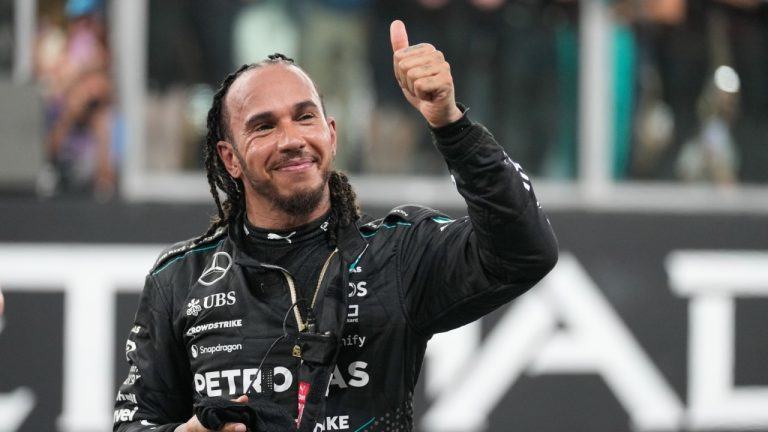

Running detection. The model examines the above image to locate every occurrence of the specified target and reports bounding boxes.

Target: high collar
[228,211,369,269]
[243,211,330,246]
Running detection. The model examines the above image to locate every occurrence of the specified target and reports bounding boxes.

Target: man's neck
[244,197,331,231]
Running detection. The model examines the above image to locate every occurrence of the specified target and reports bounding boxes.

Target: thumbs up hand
[390,20,463,128]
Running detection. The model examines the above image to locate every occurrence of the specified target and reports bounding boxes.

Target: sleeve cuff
[430,104,472,141]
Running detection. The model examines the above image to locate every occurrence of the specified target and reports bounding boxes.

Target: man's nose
[277,122,306,151]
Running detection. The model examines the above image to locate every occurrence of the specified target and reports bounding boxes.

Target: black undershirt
[243,213,335,308]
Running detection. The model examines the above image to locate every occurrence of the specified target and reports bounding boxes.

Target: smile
[274,157,317,172]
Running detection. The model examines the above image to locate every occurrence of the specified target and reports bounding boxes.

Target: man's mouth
[273,157,317,172]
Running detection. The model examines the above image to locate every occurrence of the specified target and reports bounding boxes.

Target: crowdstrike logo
[198,252,232,286]
[186,319,243,337]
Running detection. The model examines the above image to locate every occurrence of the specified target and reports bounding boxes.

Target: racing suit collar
[227,211,369,271]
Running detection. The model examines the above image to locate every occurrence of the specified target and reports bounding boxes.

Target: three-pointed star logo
[198,252,232,286]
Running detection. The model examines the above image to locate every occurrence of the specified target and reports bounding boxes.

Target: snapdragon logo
[191,343,242,359]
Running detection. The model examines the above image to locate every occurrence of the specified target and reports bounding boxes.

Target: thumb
[390,20,409,52]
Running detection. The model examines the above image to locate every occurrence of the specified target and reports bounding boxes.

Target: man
[115,20,557,432]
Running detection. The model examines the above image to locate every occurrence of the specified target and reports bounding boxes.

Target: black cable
[246,299,306,398]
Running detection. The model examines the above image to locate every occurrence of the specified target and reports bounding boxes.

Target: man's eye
[298,113,316,121]
[255,124,273,132]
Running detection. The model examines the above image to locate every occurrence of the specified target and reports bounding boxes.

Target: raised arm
[389,20,559,336]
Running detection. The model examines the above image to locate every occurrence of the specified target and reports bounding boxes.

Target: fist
[390,20,463,128]
[176,395,249,432]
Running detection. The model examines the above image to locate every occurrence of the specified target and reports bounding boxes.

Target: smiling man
[115,20,558,432]
[218,65,336,225]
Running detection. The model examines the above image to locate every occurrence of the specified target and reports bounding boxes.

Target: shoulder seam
[151,228,227,274]
[152,240,223,276]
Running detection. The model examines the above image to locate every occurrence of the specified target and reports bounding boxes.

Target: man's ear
[327,116,337,158]
[216,141,242,179]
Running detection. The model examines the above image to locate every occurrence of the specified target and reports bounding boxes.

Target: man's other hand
[175,395,249,432]
[390,20,463,128]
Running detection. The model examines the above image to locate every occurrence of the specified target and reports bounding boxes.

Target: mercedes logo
[198,252,232,286]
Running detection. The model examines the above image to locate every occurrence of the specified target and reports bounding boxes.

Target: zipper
[278,248,339,332]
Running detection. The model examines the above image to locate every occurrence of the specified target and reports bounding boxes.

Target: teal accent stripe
[152,242,222,275]
[348,256,363,272]
[348,244,369,273]
[354,417,376,432]
[381,221,412,229]
[361,221,412,239]
[431,216,454,223]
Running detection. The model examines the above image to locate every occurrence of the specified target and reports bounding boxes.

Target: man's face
[218,64,337,216]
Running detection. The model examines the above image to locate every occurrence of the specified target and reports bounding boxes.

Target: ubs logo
[198,252,232,286]
[186,292,237,317]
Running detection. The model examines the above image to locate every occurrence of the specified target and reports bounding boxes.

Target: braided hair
[201,53,360,246]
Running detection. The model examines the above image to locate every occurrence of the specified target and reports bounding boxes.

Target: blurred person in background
[457,0,560,177]
[629,0,768,184]
[35,0,117,200]
[114,20,557,432]
[366,0,460,174]
[296,0,372,172]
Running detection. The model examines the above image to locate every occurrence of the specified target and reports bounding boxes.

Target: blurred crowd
[33,0,117,199]
[8,0,768,200]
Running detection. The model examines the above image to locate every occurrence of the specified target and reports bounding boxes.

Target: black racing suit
[114,113,559,432]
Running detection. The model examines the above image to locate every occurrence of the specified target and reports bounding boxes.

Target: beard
[250,168,330,217]
[233,147,331,217]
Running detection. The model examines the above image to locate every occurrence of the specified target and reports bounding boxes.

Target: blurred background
[0,0,767,431]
